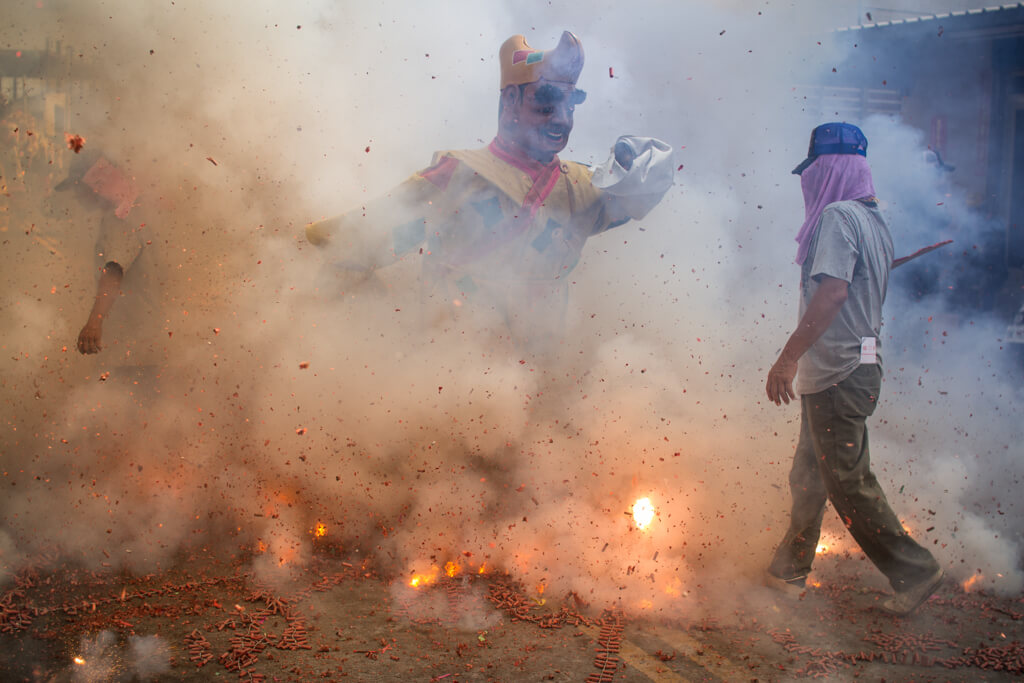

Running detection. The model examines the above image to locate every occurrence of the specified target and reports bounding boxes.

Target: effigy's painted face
[504,81,586,163]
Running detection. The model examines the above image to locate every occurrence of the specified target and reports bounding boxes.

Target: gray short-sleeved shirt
[795,199,894,396]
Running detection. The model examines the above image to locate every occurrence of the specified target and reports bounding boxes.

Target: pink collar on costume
[489,136,560,182]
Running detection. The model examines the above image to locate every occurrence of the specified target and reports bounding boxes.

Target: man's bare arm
[765,275,849,406]
[77,261,123,355]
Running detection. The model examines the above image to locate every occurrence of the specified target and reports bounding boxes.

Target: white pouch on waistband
[860,337,877,364]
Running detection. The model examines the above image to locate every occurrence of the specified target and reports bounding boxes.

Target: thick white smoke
[1,0,1020,630]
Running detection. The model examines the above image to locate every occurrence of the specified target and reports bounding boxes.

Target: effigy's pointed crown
[499,31,584,89]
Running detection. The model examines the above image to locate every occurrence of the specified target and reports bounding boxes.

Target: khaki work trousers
[769,364,940,591]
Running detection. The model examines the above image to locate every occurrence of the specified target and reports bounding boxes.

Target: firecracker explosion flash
[631,497,655,531]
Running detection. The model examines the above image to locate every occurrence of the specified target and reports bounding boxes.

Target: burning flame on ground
[962,573,983,592]
[314,522,327,538]
[632,497,655,530]
[408,558,489,588]
[815,532,849,555]
[663,576,684,598]
[409,566,440,588]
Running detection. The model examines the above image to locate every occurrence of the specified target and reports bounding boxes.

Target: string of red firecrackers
[769,627,1024,677]
[390,574,467,627]
[179,566,358,676]
[0,571,233,634]
[1,556,356,680]
[486,574,596,629]
[931,591,1024,621]
[395,574,619,676]
[0,549,60,633]
[183,570,356,675]
[392,573,596,629]
[482,575,625,682]
[184,628,214,667]
[585,610,625,683]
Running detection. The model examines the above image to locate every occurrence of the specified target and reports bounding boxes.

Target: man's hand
[766,356,798,406]
[765,276,849,406]
[79,261,123,355]
[77,318,103,354]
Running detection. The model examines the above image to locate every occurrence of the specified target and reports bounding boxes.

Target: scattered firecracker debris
[185,628,214,667]
[3,547,1022,681]
[64,133,86,153]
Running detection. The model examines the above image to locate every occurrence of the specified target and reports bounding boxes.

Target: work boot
[763,571,807,597]
[880,567,944,616]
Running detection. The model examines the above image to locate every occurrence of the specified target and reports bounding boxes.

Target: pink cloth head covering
[795,154,875,264]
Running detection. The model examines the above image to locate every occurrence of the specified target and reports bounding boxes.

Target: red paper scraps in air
[65,133,86,153]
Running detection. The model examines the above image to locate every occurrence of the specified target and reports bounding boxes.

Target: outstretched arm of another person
[77,261,123,355]
[765,275,849,406]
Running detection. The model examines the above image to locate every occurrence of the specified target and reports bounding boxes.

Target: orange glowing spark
[536,581,546,596]
[962,574,982,593]
[444,561,459,578]
[409,566,440,588]
[663,577,683,597]
[314,522,327,538]
[632,497,655,530]
[816,544,829,554]
[478,564,487,575]
[73,656,85,665]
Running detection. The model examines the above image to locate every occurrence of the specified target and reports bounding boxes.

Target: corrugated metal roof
[834,3,1024,34]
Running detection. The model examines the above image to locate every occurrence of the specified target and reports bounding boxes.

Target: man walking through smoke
[305,31,674,356]
[764,122,944,616]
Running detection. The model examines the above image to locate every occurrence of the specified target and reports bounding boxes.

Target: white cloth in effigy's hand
[591,136,674,195]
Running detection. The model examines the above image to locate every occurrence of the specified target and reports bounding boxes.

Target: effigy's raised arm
[591,136,675,226]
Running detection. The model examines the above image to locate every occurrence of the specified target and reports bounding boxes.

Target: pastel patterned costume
[307,135,672,352]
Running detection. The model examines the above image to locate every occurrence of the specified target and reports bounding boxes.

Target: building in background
[807,4,1024,338]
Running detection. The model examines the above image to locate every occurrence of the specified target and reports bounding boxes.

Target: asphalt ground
[1,546,1022,682]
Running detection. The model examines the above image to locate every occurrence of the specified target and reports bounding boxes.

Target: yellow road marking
[652,626,754,682]
[581,622,754,683]
[32,234,64,256]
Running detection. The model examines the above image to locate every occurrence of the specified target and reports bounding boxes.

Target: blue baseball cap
[792,122,868,175]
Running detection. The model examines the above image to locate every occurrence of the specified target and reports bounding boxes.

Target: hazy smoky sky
[1,0,1021,620]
